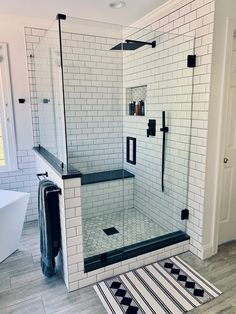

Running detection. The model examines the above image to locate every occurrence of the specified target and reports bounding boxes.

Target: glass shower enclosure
[34,14,194,271]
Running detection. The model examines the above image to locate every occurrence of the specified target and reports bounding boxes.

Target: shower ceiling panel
[0,0,169,24]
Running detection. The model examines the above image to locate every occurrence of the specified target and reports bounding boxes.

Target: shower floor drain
[103,227,119,236]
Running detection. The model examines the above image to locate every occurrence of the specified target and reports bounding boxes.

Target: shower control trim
[147,119,156,137]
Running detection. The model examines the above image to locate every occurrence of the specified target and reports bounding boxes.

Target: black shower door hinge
[181,209,189,220]
[187,55,196,68]
[56,13,67,20]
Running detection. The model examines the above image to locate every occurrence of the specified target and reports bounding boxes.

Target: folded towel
[38,179,61,277]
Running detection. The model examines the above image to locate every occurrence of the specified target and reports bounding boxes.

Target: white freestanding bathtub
[0,189,30,263]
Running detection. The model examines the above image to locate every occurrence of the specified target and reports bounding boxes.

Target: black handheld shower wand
[160,111,169,192]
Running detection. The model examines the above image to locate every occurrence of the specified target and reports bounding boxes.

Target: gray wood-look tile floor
[0,221,235,314]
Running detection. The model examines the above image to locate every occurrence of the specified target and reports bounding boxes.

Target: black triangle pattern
[164,260,205,298]
[110,280,139,313]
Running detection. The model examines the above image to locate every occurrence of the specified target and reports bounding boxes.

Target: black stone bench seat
[81,169,135,185]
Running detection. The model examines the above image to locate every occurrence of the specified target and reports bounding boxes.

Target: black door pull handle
[160,111,168,192]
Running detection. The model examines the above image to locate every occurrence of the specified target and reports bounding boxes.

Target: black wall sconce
[18,98,25,104]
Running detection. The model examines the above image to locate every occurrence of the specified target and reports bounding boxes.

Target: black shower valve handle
[147,119,156,137]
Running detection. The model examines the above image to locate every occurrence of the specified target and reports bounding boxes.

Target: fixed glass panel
[34,20,67,167]
[61,17,128,259]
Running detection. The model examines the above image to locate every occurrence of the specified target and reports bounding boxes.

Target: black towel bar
[37,172,61,195]
[46,189,62,196]
[37,172,48,180]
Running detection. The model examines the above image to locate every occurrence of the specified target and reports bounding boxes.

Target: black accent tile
[177,275,188,282]
[115,289,126,297]
[110,281,121,289]
[164,262,174,269]
[171,268,180,275]
[120,297,132,306]
[103,227,119,236]
[194,289,205,297]
[126,305,139,314]
[185,281,195,289]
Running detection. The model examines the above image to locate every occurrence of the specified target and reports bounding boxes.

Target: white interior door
[219,35,236,244]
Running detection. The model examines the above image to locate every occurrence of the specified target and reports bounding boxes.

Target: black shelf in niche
[127,85,147,117]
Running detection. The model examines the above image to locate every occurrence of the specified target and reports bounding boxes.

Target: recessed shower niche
[126,85,147,116]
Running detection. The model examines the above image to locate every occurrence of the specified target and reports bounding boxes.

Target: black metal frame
[126,137,136,165]
[56,13,69,172]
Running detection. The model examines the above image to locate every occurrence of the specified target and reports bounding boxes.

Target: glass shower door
[123,31,194,248]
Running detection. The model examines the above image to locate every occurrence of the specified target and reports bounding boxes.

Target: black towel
[38,179,61,277]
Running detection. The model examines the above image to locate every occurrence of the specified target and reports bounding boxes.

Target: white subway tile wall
[140,0,215,258]
[33,27,67,163]
[25,27,46,145]
[0,149,38,221]
[82,179,134,218]
[62,33,124,174]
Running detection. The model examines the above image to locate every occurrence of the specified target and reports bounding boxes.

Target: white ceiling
[0,0,168,25]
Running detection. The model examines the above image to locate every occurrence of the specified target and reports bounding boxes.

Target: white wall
[0,15,51,221]
[0,14,51,148]
[203,0,236,257]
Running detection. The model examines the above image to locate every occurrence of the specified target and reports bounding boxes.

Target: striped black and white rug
[94,256,222,314]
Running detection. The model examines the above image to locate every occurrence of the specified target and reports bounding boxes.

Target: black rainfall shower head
[110,39,156,51]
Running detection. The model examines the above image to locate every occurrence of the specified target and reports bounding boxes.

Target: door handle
[224,157,229,164]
